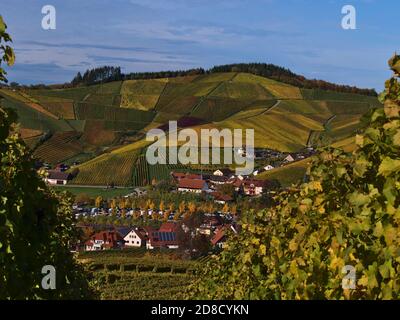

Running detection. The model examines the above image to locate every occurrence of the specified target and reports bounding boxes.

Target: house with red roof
[211,224,238,248]
[226,177,243,191]
[177,178,209,193]
[210,192,233,204]
[144,222,180,249]
[242,179,269,196]
[85,230,124,251]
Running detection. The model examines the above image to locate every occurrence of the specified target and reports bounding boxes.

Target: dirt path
[189,72,238,115]
[238,99,281,120]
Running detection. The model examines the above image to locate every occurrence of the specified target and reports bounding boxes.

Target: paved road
[53,184,132,189]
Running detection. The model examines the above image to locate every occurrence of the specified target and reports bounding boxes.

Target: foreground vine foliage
[0,16,93,299]
[189,55,400,300]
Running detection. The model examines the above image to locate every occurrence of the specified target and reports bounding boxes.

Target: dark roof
[209,175,228,182]
[178,178,207,190]
[116,227,132,238]
[171,172,186,179]
[242,179,268,188]
[47,170,70,180]
[148,231,178,247]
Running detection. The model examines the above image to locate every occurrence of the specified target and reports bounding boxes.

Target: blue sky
[1,0,399,90]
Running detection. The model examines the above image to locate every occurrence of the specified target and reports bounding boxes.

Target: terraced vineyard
[33,131,83,164]
[78,249,198,300]
[132,150,185,186]
[120,79,167,110]
[1,71,382,186]
[70,149,139,186]
[96,273,193,300]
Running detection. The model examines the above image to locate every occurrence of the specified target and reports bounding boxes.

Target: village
[40,147,316,254]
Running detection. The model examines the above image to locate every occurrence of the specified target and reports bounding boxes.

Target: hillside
[0,72,381,186]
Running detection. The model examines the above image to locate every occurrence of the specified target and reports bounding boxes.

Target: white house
[284,154,295,163]
[123,228,146,247]
[264,165,274,171]
[213,168,234,177]
[44,170,70,185]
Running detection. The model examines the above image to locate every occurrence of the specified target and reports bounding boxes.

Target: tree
[217,184,235,198]
[110,199,117,216]
[163,210,169,222]
[189,55,400,300]
[222,203,230,214]
[188,202,197,215]
[178,201,186,215]
[231,204,237,217]
[0,16,93,299]
[0,16,14,83]
[159,200,165,212]
[119,197,127,218]
[95,196,103,208]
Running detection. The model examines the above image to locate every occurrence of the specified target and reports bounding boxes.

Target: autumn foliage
[190,55,400,300]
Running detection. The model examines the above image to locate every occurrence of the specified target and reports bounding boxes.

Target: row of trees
[71,66,122,86]
[88,196,236,219]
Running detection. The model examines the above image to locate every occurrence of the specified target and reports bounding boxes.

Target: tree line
[67,63,377,96]
[209,63,377,96]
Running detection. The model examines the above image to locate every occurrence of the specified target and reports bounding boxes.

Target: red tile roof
[211,192,233,202]
[178,178,207,190]
[211,227,226,246]
[85,230,124,248]
[227,178,242,188]
[159,222,179,233]
[185,173,202,180]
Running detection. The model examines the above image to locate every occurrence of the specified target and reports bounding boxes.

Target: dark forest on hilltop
[20,63,377,97]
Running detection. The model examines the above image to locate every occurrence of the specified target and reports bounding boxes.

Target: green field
[258,158,311,187]
[52,186,134,199]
